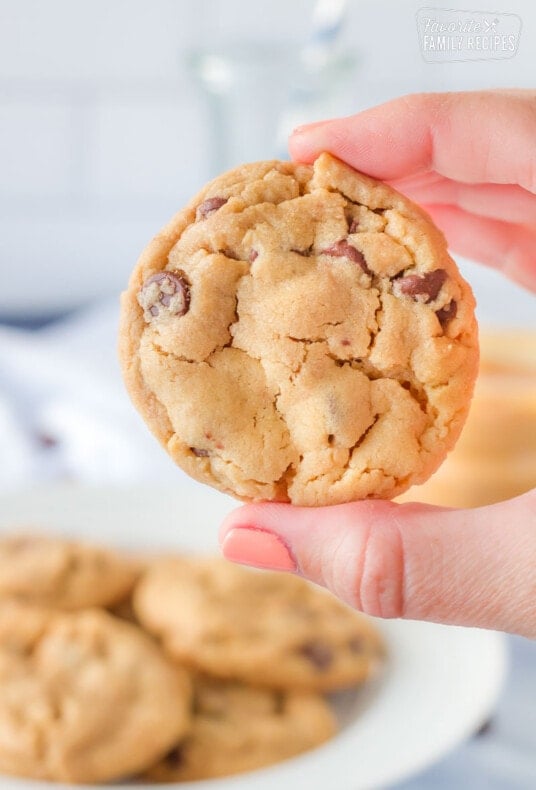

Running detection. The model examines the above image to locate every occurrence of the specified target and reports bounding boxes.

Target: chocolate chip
[196,196,228,221]
[475,718,494,737]
[163,745,184,768]
[436,299,457,328]
[138,272,190,322]
[191,447,209,457]
[341,339,351,347]
[299,640,334,670]
[322,240,370,274]
[348,219,359,233]
[348,636,363,653]
[36,431,58,449]
[249,249,258,262]
[273,692,286,715]
[393,269,447,303]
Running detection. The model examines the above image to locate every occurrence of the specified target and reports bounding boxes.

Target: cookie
[108,593,139,624]
[144,676,336,782]
[133,556,383,691]
[119,153,478,506]
[0,602,191,783]
[0,533,137,610]
[398,330,536,508]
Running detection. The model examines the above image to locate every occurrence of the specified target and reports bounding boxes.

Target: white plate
[0,483,507,790]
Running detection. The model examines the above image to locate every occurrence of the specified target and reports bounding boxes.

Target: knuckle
[357,516,407,619]
[322,529,361,605]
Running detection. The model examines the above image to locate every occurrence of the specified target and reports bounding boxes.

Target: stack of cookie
[398,330,536,508]
[0,533,383,784]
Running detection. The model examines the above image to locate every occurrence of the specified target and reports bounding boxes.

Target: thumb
[219,491,536,638]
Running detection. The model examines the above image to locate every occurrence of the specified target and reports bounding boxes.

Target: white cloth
[0,300,178,489]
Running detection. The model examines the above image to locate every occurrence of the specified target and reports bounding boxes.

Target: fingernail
[221,528,297,572]
[291,119,329,136]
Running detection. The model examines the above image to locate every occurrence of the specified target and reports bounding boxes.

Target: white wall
[0,0,534,317]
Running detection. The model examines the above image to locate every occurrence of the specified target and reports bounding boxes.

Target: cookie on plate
[119,152,478,506]
[133,556,383,691]
[0,602,191,783]
[144,675,336,782]
[0,533,137,609]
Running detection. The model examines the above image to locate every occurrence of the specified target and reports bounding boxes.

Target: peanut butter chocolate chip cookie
[0,533,137,609]
[119,153,478,505]
[133,556,383,692]
[144,676,336,782]
[0,602,191,783]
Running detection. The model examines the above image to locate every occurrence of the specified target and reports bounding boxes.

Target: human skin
[219,91,536,639]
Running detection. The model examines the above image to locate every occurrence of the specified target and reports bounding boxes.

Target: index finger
[289,91,536,193]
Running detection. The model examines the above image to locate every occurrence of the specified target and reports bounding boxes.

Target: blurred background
[0,1,535,787]
[0,0,534,322]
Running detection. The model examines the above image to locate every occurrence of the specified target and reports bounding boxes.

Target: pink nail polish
[221,528,297,572]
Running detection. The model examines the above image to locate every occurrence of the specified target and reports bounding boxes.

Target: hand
[219,91,536,639]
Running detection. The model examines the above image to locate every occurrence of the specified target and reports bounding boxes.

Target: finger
[391,174,536,225]
[419,203,536,292]
[219,490,536,637]
[289,91,536,192]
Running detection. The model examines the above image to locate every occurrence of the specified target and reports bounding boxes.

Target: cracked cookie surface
[133,556,384,692]
[119,153,478,505]
[0,603,191,783]
[0,533,138,610]
[143,675,336,782]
